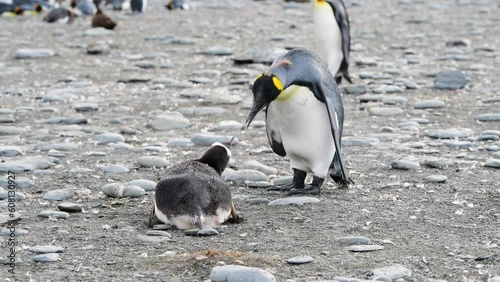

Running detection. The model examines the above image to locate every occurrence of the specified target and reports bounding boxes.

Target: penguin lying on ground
[149,142,239,236]
[92,0,116,29]
[246,48,353,195]
[313,0,352,84]
[43,6,78,23]
[165,0,189,10]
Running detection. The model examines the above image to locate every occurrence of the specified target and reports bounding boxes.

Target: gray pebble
[57,202,83,213]
[29,245,64,253]
[268,197,320,206]
[43,188,91,201]
[0,228,28,236]
[343,137,380,146]
[414,99,445,109]
[444,140,473,148]
[134,61,156,69]
[101,183,146,198]
[148,115,191,131]
[372,264,412,279]
[128,179,156,191]
[210,265,276,282]
[240,160,277,175]
[97,133,125,144]
[102,165,129,174]
[74,103,99,112]
[137,156,169,168]
[223,169,268,183]
[336,236,372,245]
[381,96,407,105]
[186,227,219,236]
[33,253,61,263]
[369,107,403,116]
[391,160,421,170]
[201,46,233,56]
[153,224,172,230]
[424,128,474,139]
[424,159,451,169]
[233,47,286,65]
[36,143,79,152]
[358,94,383,103]
[85,27,114,36]
[287,256,314,264]
[372,85,403,94]
[216,120,244,131]
[167,138,194,147]
[485,159,500,168]
[244,198,270,205]
[191,134,237,146]
[0,176,32,189]
[479,135,500,141]
[146,230,172,237]
[38,210,70,219]
[356,58,378,66]
[425,175,448,183]
[0,189,26,200]
[16,48,55,59]
[434,70,467,90]
[0,146,23,156]
[482,130,500,137]
[476,113,500,122]
[490,277,500,282]
[0,126,25,135]
[0,156,59,173]
[348,245,384,252]
[245,181,272,188]
[178,107,226,116]
[341,85,367,95]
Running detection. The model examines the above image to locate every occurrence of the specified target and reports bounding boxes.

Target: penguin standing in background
[165,0,189,10]
[246,48,353,195]
[313,0,352,84]
[130,0,145,13]
[149,142,239,236]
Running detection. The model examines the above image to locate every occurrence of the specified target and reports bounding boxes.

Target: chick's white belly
[269,86,335,178]
[314,5,343,75]
[154,204,230,230]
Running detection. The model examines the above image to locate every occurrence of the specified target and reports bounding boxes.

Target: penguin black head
[246,73,283,127]
[196,142,231,175]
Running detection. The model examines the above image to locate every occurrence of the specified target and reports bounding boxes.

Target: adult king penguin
[246,48,352,195]
[313,0,352,84]
[130,0,145,13]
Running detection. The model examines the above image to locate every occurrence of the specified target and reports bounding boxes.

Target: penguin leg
[288,176,323,195]
[148,204,157,227]
[266,168,306,192]
[227,202,240,224]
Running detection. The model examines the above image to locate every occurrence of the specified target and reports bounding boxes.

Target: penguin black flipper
[326,0,352,84]
[265,106,286,157]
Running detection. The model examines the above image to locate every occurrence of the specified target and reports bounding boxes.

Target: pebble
[0,212,21,225]
[167,138,194,147]
[178,107,225,116]
[201,46,233,56]
[391,160,421,170]
[29,245,64,253]
[0,156,59,173]
[245,181,272,188]
[0,126,25,135]
[476,113,500,122]
[485,159,500,168]
[128,179,156,191]
[341,85,367,95]
[287,256,314,264]
[369,107,403,116]
[336,236,372,245]
[372,85,403,94]
[38,210,70,219]
[0,228,28,236]
[84,27,114,36]
[102,165,129,174]
[0,176,32,189]
[33,253,61,263]
[343,137,380,146]
[223,169,268,183]
[434,70,467,90]
[348,245,384,252]
[152,224,172,230]
[0,146,23,156]
[414,99,445,109]
[372,264,412,279]
[36,143,79,152]
[136,156,169,168]
[74,103,99,112]
[148,115,191,131]
[209,265,276,282]
[490,277,500,282]
[425,175,448,183]
[240,160,278,175]
[216,120,244,131]
[43,188,91,201]
[268,197,320,206]
[101,183,146,198]
[0,189,26,200]
[381,96,407,105]
[57,202,83,213]
[97,133,125,144]
[424,159,451,169]
[16,48,55,59]
[146,230,172,237]
[244,198,270,205]
[424,128,474,139]
[191,134,238,146]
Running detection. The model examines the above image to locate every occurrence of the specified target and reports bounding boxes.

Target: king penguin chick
[246,48,353,195]
[149,142,239,236]
[130,0,145,13]
[313,0,352,84]
[92,0,116,29]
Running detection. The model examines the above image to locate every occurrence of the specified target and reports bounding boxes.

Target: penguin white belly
[314,3,343,76]
[269,85,336,178]
[141,0,147,12]
[155,204,230,230]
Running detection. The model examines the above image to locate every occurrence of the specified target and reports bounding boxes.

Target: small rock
[485,159,500,168]
[29,245,64,253]
[137,156,169,168]
[97,133,125,144]
[391,160,421,170]
[128,179,156,191]
[148,115,191,131]
[369,107,403,116]
[209,265,276,282]
[424,128,474,139]
[38,210,70,219]
[372,264,412,279]
[348,245,384,252]
[57,202,83,213]
[425,175,448,183]
[146,230,172,237]
[223,169,268,183]
[287,256,314,265]
[33,253,61,263]
[201,46,233,56]
[476,113,500,122]
[434,70,467,90]
[240,160,278,175]
[268,197,320,206]
[43,188,91,201]
[101,183,146,198]
[414,99,445,109]
[336,236,372,245]
[16,48,55,59]
[102,165,129,174]
[74,103,99,112]
[0,146,23,156]
[191,134,238,146]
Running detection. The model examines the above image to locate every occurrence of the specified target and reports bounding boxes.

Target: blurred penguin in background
[71,0,96,15]
[43,6,77,23]
[130,0,145,13]
[166,0,189,10]
[92,0,116,29]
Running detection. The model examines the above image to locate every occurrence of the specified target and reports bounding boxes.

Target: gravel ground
[0,0,500,281]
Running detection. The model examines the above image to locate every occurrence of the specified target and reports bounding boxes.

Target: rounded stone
[102,165,129,174]
[476,113,500,122]
[336,236,372,245]
[191,134,238,146]
[223,169,268,183]
[97,133,125,144]
[38,210,70,219]
[414,99,445,109]
[128,179,156,191]
[434,70,467,90]
[146,230,172,237]
[101,183,146,198]
[268,197,320,206]
[136,156,169,168]
[424,175,448,183]
[424,128,474,139]
[287,256,314,264]
[485,159,500,168]
[240,160,278,175]
[348,245,384,252]
[29,245,64,253]
[57,202,83,213]
[33,253,61,263]
[391,160,421,170]
[369,107,403,116]
[210,265,276,282]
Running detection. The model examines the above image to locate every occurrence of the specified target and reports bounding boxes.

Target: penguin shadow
[147,139,243,237]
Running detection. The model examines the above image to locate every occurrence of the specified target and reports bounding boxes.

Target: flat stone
[0,228,28,236]
[191,134,237,146]
[97,133,125,144]
[434,70,467,90]
[381,96,407,105]
[148,116,191,131]
[369,107,403,116]
[74,103,99,112]
[29,245,64,253]
[336,236,372,245]
[268,197,320,206]
[424,128,474,139]
[36,143,79,152]
[128,179,156,191]
[16,48,55,59]
[153,224,172,230]
[33,253,61,262]
[372,85,403,94]
[210,265,276,282]
[0,146,23,156]
[424,159,451,169]
[0,212,21,225]
[216,120,244,131]
[287,256,314,264]
[43,188,91,201]
[391,160,421,170]
[101,183,146,198]
[57,202,83,213]
[341,85,367,95]
[223,169,268,183]
[482,130,500,137]
[84,27,114,36]
[137,156,169,168]
[343,137,380,146]
[38,210,70,219]
[476,113,500,122]
[372,264,412,279]
[485,159,500,168]
[244,197,270,205]
[0,126,25,135]
[201,46,233,56]
[414,99,445,109]
[0,156,59,173]
[348,245,384,252]
[146,230,172,237]
[425,175,448,183]
[102,165,129,174]
[240,160,278,175]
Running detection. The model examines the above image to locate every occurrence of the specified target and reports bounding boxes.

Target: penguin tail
[335,71,352,85]
[330,173,354,187]
[148,205,156,227]
[191,213,204,229]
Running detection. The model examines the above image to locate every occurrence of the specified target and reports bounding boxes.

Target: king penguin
[149,142,239,236]
[313,0,352,84]
[130,0,145,13]
[246,48,353,195]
